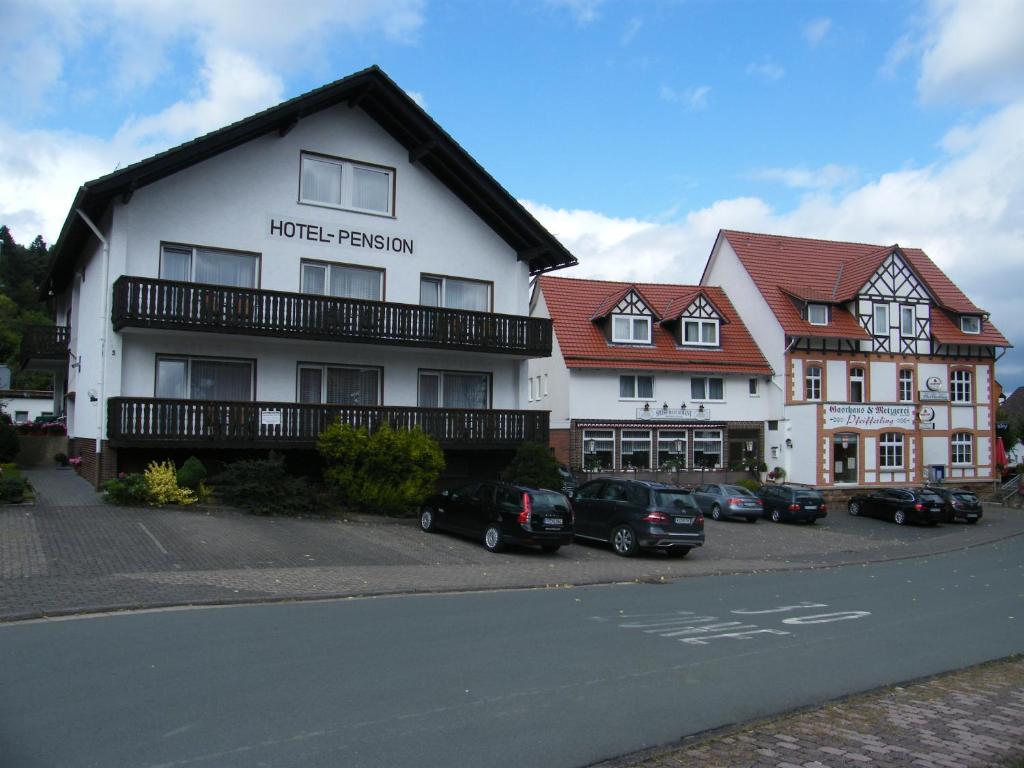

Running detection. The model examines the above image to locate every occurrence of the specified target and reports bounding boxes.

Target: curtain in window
[708,378,723,399]
[326,367,379,405]
[620,377,634,398]
[684,322,699,342]
[443,373,488,408]
[302,157,342,205]
[420,278,441,307]
[691,378,706,400]
[444,279,489,311]
[352,167,390,212]
[160,247,191,281]
[418,373,439,407]
[701,322,717,344]
[636,376,653,398]
[298,368,323,404]
[189,360,252,401]
[194,249,256,288]
[301,264,326,295]
[330,266,381,300]
[156,359,187,399]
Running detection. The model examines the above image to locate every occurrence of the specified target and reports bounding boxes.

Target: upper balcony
[19,325,70,370]
[111,276,552,357]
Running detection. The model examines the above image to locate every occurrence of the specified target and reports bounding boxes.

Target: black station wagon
[757,484,828,524]
[847,487,945,526]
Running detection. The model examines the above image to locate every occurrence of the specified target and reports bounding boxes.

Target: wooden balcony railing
[112,276,552,357]
[19,325,70,363]
[107,397,549,450]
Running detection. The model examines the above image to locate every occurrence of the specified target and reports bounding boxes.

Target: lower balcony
[107,397,548,450]
[19,325,70,368]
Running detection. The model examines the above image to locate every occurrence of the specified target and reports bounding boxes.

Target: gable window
[299,152,394,215]
[298,364,380,405]
[805,365,822,401]
[612,314,652,343]
[951,369,972,403]
[960,316,981,334]
[873,304,889,334]
[951,432,973,465]
[849,367,865,403]
[682,319,718,346]
[619,375,654,400]
[301,261,383,300]
[160,244,258,288]
[898,369,914,403]
[156,356,253,401]
[900,305,916,337]
[420,275,491,312]
[691,377,724,401]
[418,370,490,409]
[808,304,828,325]
[879,432,904,469]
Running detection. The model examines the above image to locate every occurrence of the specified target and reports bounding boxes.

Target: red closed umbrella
[995,436,1008,472]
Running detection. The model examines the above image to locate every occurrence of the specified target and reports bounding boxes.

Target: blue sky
[2,0,1023,391]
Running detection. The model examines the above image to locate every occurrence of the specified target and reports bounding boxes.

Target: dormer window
[682,319,719,346]
[960,316,981,334]
[808,304,828,325]
[612,315,651,343]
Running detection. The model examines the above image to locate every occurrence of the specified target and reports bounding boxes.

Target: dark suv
[571,479,705,557]
[757,484,828,524]
[420,481,574,553]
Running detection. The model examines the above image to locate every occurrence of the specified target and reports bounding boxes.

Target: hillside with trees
[0,225,55,390]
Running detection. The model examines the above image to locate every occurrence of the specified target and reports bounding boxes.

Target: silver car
[692,484,762,521]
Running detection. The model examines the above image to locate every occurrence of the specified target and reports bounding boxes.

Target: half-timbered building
[701,230,1011,491]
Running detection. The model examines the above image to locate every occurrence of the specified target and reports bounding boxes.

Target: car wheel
[610,525,639,557]
[894,509,907,526]
[711,504,722,521]
[484,525,505,552]
[541,544,560,553]
[848,501,861,516]
[771,509,781,523]
[420,507,437,533]
[665,547,691,558]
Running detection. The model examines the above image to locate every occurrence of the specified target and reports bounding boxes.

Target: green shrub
[0,419,18,463]
[737,478,761,493]
[144,460,196,506]
[176,456,208,491]
[502,442,562,491]
[0,475,25,503]
[318,424,444,514]
[102,473,150,505]
[211,452,314,516]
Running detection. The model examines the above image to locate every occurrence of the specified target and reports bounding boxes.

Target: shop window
[850,367,865,403]
[298,365,380,406]
[692,429,723,469]
[657,430,687,469]
[619,375,654,400]
[300,152,394,215]
[951,369,973,403]
[418,370,490,409]
[620,430,652,469]
[898,369,914,402]
[691,377,724,401]
[951,432,973,465]
[805,366,822,401]
[420,275,491,312]
[301,261,383,300]
[583,430,614,470]
[682,319,718,346]
[879,432,904,469]
[160,244,258,288]
[612,315,652,343]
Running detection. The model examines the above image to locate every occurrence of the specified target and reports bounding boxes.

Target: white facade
[0,393,56,424]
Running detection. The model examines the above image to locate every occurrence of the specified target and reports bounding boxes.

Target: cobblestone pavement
[1,468,1023,622]
[601,656,1024,768]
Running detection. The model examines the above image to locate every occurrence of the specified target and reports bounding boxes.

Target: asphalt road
[1,537,1022,768]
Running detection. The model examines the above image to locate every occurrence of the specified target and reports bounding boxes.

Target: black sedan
[929,486,983,524]
[420,481,573,553]
[847,488,945,526]
[571,479,704,557]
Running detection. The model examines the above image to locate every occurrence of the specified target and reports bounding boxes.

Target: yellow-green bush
[144,460,196,506]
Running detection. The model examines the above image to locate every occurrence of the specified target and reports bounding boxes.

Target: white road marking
[731,602,828,615]
[138,522,169,555]
[781,611,871,625]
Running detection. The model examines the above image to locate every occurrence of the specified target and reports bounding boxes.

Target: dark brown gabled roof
[42,65,577,296]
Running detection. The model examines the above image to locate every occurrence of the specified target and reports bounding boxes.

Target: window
[543,374,548,397]
[768,420,779,431]
[160,244,258,288]
[879,432,904,469]
[417,370,490,409]
[951,432,973,465]
[850,367,865,403]
[748,378,759,396]
[301,261,383,300]
[298,365,380,405]
[900,305,916,336]
[583,430,614,470]
[692,429,723,469]
[14,411,28,423]
[299,152,394,215]
[951,369,972,403]
[873,304,888,334]
[612,314,652,343]
[960,316,981,334]
[682,319,719,346]
[620,430,652,469]
[657,430,687,468]
[691,377,724,401]
[899,369,914,403]
[156,356,253,401]
[619,375,654,399]
[420,276,491,312]
[529,377,536,401]
[805,366,822,401]
[808,304,828,325]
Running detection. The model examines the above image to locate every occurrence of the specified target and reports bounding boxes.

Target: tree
[0,225,55,390]
[502,442,562,491]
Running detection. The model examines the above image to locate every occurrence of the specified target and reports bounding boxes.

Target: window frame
[879,432,904,470]
[296,362,382,406]
[582,429,615,470]
[681,318,719,347]
[298,151,396,217]
[619,429,652,469]
[960,316,981,334]
[898,368,915,403]
[805,365,822,401]
[656,429,688,469]
[951,431,973,466]
[748,378,759,397]
[612,314,652,344]
[159,242,261,288]
[873,304,889,335]
[419,274,494,313]
[807,304,829,326]
[299,259,385,301]
[154,354,256,401]
[690,376,725,402]
[951,369,973,403]
[900,305,916,337]
[692,429,723,470]
[417,368,492,409]
[619,374,655,401]
[849,366,866,403]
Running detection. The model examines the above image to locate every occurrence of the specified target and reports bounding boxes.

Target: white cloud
[803,17,831,48]
[747,164,858,190]
[546,0,604,25]
[660,84,711,111]
[880,33,918,78]
[746,57,785,82]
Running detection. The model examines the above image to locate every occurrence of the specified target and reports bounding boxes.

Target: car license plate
[804,505,817,510]
[543,517,561,526]
[674,517,693,525]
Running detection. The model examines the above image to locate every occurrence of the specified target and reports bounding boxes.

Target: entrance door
[833,433,858,483]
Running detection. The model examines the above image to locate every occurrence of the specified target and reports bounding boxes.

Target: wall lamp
[785,438,793,449]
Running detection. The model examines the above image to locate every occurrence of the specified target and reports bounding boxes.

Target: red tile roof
[717,230,1008,345]
[589,284,662,320]
[931,308,1011,347]
[538,276,773,375]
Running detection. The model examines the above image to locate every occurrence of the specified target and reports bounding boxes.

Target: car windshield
[529,490,570,510]
[723,485,753,497]
[653,490,698,511]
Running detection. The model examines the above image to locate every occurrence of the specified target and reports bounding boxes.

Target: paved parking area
[1,469,1023,621]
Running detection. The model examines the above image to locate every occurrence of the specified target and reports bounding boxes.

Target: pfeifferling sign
[824,403,915,430]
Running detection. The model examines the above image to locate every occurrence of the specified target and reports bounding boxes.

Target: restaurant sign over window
[824,404,915,430]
